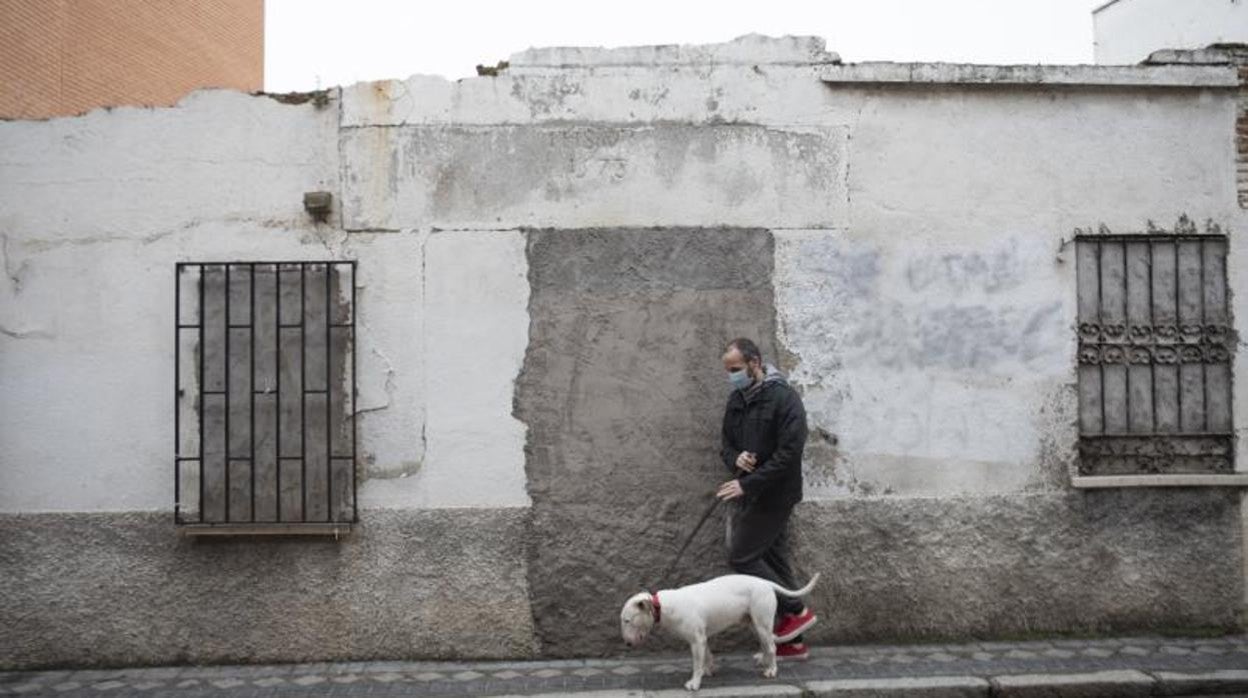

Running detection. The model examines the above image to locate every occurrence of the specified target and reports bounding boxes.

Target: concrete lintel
[1071,473,1248,488]
[340,123,849,231]
[819,62,1240,88]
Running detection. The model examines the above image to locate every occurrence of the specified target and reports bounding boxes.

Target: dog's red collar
[650,592,662,625]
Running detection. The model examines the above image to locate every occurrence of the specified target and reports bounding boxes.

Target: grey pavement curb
[990,670,1155,697]
[477,670,1248,698]
[804,675,989,697]
[1152,669,1248,696]
[486,688,805,698]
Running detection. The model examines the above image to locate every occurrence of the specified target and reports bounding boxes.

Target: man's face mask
[727,366,752,390]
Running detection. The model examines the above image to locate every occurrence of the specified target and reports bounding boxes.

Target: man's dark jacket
[720,364,807,509]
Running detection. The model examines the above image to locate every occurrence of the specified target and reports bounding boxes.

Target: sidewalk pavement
[2,634,1246,697]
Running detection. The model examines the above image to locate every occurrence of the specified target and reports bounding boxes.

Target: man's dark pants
[726,500,804,625]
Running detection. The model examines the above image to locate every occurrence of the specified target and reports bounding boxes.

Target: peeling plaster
[0,34,1244,665]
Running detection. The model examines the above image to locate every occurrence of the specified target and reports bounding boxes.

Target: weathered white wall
[1232,161,1248,612]
[1,35,1242,515]
[360,229,531,509]
[2,36,1246,667]
[1094,0,1248,65]
[0,91,346,512]
[0,91,486,512]
[776,83,1242,496]
[775,230,1072,495]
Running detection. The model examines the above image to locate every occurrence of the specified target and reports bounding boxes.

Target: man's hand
[735,451,757,472]
[717,479,745,500]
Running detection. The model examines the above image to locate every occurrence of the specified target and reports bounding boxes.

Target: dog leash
[652,494,724,591]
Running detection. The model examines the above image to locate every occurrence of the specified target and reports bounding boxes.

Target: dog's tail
[768,572,820,598]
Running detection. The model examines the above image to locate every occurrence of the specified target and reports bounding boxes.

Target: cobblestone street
[2,634,1247,697]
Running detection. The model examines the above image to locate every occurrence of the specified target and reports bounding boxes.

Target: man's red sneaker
[775,642,809,661]
[774,609,817,643]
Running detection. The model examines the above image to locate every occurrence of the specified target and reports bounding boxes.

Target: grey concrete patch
[792,489,1243,644]
[4,374,1241,670]
[0,508,538,670]
[1152,669,1248,696]
[804,675,989,697]
[340,125,848,231]
[516,227,779,657]
[990,670,1155,697]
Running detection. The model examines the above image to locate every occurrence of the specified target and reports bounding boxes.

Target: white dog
[619,573,820,691]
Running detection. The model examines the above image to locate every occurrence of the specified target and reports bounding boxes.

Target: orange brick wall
[0,0,263,120]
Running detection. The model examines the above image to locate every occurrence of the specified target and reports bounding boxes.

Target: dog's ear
[635,597,653,613]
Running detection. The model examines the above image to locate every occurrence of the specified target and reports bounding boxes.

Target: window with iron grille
[1075,222,1234,477]
[175,262,358,532]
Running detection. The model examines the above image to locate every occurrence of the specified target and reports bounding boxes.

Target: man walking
[715,337,816,660]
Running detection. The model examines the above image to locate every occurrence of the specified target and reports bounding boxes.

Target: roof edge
[819,62,1239,88]
[507,33,841,69]
[1092,0,1125,16]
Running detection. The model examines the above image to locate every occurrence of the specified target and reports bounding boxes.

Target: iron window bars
[175,262,358,530]
[1075,230,1233,475]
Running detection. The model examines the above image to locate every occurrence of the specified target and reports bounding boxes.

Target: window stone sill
[1072,473,1248,488]
[177,523,355,537]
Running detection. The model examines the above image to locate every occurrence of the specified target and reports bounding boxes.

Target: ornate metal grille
[1075,224,1233,476]
[175,261,358,530]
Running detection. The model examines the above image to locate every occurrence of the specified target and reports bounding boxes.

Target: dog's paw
[762,665,777,679]
[684,678,702,691]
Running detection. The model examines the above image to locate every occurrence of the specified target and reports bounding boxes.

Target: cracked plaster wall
[0,90,374,513]
[0,90,537,513]
[1,34,1246,664]
[773,87,1246,497]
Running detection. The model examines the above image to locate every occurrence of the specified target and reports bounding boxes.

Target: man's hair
[726,337,762,365]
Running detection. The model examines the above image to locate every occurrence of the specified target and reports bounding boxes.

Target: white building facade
[1,36,1246,668]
